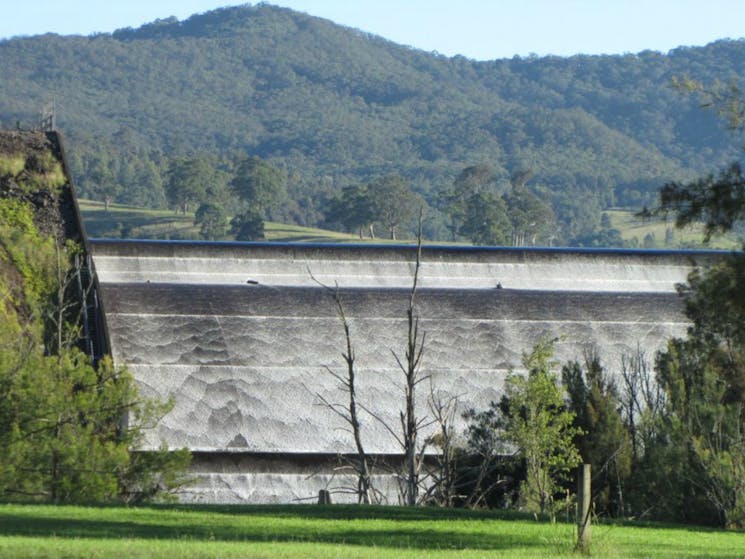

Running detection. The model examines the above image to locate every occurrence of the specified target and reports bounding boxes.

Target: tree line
[317,293,744,527]
[113,151,631,248]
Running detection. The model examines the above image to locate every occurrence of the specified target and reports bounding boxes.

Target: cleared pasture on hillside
[606,209,740,249]
[78,199,366,243]
[78,199,741,249]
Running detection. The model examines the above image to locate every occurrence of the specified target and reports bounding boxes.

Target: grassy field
[0,503,742,559]
[605,210,740,250]
[77,199,370,244]
[78,199,739,248]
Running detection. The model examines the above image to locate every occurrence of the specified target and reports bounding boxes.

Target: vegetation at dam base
[1,503,744,559]
[0,137,190,504]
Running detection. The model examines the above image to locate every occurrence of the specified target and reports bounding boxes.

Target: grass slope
[80,199,740,249]
[78,199,366,243]
[606,210,740,250]
[0,504,742,559]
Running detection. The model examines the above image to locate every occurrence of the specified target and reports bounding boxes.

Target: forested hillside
[1,3,743,243]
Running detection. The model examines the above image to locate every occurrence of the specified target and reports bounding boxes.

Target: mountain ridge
[0,3,742,240]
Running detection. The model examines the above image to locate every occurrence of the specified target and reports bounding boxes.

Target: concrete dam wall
[90,239,721,503]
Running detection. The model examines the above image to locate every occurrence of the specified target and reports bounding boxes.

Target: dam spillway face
[90,240,716,503]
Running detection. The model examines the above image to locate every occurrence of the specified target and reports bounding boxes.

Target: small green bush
[0,154,25,177]
[21,152,66,190]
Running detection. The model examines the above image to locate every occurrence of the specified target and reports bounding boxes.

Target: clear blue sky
[1,0,743,60]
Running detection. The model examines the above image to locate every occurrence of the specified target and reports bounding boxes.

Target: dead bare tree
[421,382,461,507]
[354,209,434,505]
[386,209,432,505]
[312,273,377,504]
[397,210,428,505]
[315,209,446,505]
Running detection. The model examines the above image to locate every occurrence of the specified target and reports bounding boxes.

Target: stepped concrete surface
[90,239,724,503]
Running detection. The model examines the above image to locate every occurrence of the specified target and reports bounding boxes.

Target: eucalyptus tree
[366,174,420,240]
[230,155,287,217]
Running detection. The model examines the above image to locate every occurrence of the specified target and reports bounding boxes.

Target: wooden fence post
[577,463,591,551]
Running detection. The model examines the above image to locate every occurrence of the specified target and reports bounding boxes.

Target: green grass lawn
[78,199,201,240]
[0,503,742,559]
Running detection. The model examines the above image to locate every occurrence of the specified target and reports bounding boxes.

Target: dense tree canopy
[366,174,420,239]
[1,4,744,242]
[194,202,227,240]
[562,354,631,518]
[230,156,287,217]
[230,208,265,241]
[165,157,213,214]
[457,191,512,246]
[324,183,375,238]
[638,83,745,526]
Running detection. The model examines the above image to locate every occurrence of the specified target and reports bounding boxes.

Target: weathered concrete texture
[91,240,716,291]
[90,240,721,503]
[182,453,404,504]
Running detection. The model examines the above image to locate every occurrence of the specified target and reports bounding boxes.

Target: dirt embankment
[0,130,83,244]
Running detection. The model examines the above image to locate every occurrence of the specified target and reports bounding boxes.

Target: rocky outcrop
[0,130,84,243]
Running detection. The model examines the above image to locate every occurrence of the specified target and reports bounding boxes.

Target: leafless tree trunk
[394,209,429,505]
[316,210,438,505]
[360,210,432,505]
[313,274,376,504]
[422,384,460,507]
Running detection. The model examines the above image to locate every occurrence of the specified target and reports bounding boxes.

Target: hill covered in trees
[0,3,743,243]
